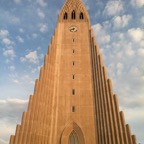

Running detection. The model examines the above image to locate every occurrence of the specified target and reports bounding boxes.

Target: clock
[69,26,78,32]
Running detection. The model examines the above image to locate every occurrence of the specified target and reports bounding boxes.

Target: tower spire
[9,0,137,143]
[58,0,89,23]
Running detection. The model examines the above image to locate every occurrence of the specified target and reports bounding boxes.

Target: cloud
[128,28,144,42]
[129,66,141,77]
[140,16,144,24]
[12,79,20,84]
[37,0,47,7]
[16,36,24,43]
[19,28,24,33]
[116,62,124,76]
[20,51,39,64]
[39,23,48,33]
[0,98,28,119]
[125,43,135,57]
[119,95,144,108]
[10,16,20,24]
[137,48,144,57]
[2,38,14,46]
[0,29,9,38]
[32,33,38,39]
[0,10,20,25]
[13,0,21,4]
[8,66,15,71]
[0,98,28,142]
[92,23,102,33]
[0,139,7,144]
[131,0,144,8]
[21,75,35,84]
[0,29,14,46]
[0,99,28,104]
[39,53,44,59]
[103,0,123,16]
[37,9,45,19]
[3,49,16,59]
[113,15,132,28]
[92,23,111,45]
[31,68,38,74]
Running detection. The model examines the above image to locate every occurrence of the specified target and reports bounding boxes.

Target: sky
[0,0,144,143]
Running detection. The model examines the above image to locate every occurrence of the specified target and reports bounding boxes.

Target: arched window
[72,10,76,19]
[68,131,79,144]
[63,12,68,20]
[80,12,84,19]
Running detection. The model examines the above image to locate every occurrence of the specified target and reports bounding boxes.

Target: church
[9,0,137,143]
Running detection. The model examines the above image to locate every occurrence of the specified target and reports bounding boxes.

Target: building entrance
[68,130,79,144]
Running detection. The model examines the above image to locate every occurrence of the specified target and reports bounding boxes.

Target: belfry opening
[71,10,76,19]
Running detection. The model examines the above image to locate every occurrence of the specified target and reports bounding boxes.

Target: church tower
[10,0,137,144]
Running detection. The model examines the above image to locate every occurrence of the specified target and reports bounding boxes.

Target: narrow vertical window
[63,12,68,20]
[72,61,75,66]
[72,10,76,19]
[73,38,75,42]
[72,106,75,112]
[73,49,75,53]
[72,89,75,95]
[80,12,84,19]
[72,75,75,79]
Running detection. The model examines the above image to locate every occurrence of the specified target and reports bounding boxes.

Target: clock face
[69,26,78,32]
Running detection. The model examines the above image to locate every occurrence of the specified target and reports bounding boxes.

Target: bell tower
[9,0,137,144]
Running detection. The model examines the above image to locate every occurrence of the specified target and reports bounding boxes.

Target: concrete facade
[9,0,137,143]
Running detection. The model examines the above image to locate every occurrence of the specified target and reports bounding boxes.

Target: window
[73,38,75,42]
[63,12,68,19]
[72,10,76,19]
[72,75,75,79]
[72,89,75,95]
[73,49,75,53]
[72,61,75,66]
[72,106,75,112]
[80,12,84,19]
[68,131,79,144]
